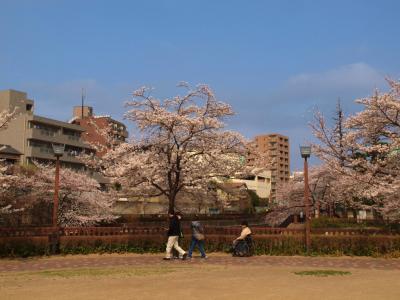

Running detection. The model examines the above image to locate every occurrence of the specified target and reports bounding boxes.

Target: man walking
[164,212,187,260]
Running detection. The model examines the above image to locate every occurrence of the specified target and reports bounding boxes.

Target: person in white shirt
[233,220,252,246]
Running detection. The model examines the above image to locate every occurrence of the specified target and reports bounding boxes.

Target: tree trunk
[168,196,175,214]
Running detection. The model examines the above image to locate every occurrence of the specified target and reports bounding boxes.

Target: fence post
[48,227,60,254]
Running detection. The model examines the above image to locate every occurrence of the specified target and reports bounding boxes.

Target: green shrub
[0,237,50,257]
[311,217,364,229]
[248,190,260,207]
[2,233,400,257]
[311,235,400,256]
[311,217,400,233]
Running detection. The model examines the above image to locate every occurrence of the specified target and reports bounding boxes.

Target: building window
[29,139,53,154]
[29,122,59,137]
[63,128,81,141]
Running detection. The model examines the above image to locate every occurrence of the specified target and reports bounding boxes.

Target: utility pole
[81,88,85,119]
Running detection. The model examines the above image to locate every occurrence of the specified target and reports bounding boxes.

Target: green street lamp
[52,143,65,227]
[300,145,311,253]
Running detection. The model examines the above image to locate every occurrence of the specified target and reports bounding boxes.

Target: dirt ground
[0,254,399,300]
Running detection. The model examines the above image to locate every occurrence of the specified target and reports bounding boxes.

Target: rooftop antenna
[81,88,86,119]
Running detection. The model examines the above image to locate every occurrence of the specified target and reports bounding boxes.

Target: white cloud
[281,62,386,102]
[230,63,390,170]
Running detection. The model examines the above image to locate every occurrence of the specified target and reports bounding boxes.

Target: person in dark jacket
[164,212,187,260]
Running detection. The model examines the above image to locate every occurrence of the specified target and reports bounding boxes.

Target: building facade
[254,133,290,202]
[70,106,128,157]
[0,90,92,168]
[230,169,272,199]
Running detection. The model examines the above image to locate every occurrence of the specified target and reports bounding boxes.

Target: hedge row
[1,234,400,257]
[311,217,400,232]
[0,237,50,257]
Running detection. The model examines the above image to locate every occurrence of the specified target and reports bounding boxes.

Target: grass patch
[294,270,351,277]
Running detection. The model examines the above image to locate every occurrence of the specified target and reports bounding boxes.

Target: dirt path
[1,253,400,272]
[1,254,400,300]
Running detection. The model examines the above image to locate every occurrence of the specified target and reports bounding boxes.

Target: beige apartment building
[230,168,272,199]
[254,133,290,202]
[0,89,92,168]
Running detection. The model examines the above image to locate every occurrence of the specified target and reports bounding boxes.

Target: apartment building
[230,169,272,199]
[254,133,290,202]
[70,106,128,157]
[0,89,92,168]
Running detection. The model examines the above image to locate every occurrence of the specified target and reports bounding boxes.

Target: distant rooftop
[0,144,22,155]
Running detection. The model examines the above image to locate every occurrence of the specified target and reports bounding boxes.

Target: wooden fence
[0,226,396,238]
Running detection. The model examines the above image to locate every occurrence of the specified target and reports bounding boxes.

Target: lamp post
[300,145,311,253]
[52,144,65,227]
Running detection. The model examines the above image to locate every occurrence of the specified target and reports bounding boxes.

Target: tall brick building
[254,133,290,202]
[70,106,128,157]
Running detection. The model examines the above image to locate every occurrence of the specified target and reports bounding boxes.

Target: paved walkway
[0,254,399,273]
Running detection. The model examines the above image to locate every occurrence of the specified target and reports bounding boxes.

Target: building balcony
[26,146,85,165]
[26,128,91,149]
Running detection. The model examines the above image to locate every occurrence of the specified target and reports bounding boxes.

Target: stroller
[232,235,253,257]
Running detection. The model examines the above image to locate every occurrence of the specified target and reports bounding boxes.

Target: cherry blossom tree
[0,109,20,214]
[0,105,117,225]
[102,83,258,214]
[1,164,116,226]
[268,166,339,225]
[311,79,400,220]
[0,108,17,131]
[18,164,117,226]
[0,166,23,215]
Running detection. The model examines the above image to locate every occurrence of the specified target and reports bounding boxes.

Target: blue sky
[1,0,400,170]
